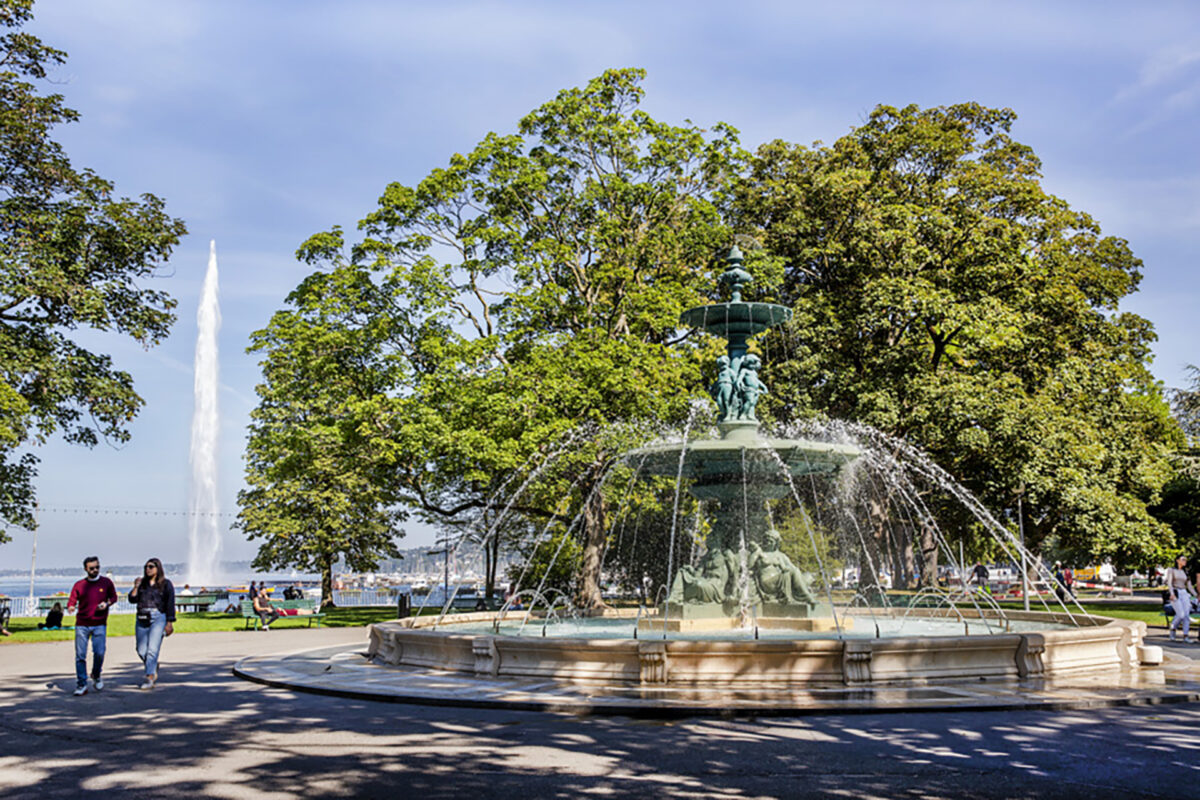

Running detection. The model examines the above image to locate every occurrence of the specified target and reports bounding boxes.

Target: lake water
[0,579,80,597]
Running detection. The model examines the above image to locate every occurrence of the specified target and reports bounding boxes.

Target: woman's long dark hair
[144,557,167,588]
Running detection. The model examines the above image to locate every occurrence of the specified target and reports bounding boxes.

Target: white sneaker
[138,678,156,690]
[73,686,88,696]
[93,678,104,691]
[263,625,270,631]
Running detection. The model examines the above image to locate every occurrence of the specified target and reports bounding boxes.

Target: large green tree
[735,103,1182,577]
[284,68,740,608]
[1151,366,1200,561]
[1170,365,1200,478]
[236,266,408,607]
[0,0,186,538]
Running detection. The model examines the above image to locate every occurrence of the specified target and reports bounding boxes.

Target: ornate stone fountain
[627,246,859,631]
[355,247,1150,692]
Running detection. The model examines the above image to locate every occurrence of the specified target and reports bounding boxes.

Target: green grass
[1,605,415,644]
[989,601,1169,626]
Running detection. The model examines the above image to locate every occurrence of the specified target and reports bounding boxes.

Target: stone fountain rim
[231,612,1192,717]
[357,609,1148,694]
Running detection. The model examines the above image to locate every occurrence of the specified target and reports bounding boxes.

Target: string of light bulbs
[35,506,237,517]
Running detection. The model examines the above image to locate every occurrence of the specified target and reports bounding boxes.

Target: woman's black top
[128,578,177,622]
[45,607,63,627]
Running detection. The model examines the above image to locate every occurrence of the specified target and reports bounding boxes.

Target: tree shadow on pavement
[1,651,1197,800]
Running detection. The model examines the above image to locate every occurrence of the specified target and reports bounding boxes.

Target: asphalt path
[2,627,1200,799]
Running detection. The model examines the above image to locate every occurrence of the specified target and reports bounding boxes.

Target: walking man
[66,556,118,695]
[971,562,990,595]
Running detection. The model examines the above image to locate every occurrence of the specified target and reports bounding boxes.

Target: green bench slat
[240,599,325,629]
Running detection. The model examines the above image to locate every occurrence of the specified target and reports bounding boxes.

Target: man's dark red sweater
[68,577,118,626]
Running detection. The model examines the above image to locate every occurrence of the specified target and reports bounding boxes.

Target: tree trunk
[918,523,939,589]
[576,473,608,611]
[863,496,888,598]
[320,556,336,609]
[485,532,500,601]
[899,533,915,590]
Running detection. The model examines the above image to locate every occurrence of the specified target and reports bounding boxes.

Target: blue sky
[7,0,1199,569]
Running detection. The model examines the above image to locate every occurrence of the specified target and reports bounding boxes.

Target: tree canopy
[246,69,741,605]
[0,0,186,538]
[735,102,1182,568]
[236,266,409,606]
[246,75,1187,595]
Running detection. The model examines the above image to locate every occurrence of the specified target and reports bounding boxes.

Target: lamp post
[27,503,37,602]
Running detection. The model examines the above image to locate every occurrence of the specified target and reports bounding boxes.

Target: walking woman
[128,557,176,688]
[1166,554,1193,643]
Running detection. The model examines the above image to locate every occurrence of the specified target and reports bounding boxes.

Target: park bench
[38,596,71,613]
[174,595,219,613]
[241,598,326,630]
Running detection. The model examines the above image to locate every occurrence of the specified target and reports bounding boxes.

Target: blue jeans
[75,625,107,688]
[135,609,167,677]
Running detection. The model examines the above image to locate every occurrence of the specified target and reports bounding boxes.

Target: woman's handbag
[136,608,152,627]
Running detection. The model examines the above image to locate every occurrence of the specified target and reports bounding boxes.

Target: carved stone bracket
[473,636,498,676]
[843,640,872,684]
[1016,634,1045,678]
[1116,620,1145,669]
[369,627,402,665]
[638,640,669,683]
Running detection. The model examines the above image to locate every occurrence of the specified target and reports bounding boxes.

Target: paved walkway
[4,627,1200,799]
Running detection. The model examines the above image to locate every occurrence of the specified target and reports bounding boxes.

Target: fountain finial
[718,245,753,302]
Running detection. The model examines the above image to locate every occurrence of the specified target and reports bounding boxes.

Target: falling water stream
[186,240,222,586]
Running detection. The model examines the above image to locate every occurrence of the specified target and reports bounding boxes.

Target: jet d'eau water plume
[186,240,221,585]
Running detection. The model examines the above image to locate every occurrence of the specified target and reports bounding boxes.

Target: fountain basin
[366,612,1145,687]
[679,301,792,338]
[626,422,862,481]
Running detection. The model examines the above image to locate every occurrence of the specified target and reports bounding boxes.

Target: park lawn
[1058,602,1167,626]
[1,605,410,644]
[988,600,1167,626]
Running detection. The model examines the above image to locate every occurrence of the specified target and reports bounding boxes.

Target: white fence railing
[5,597,138,618]
[331,589,399,606]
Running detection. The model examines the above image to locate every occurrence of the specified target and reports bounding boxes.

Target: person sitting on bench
[253,588,280,630]
[39,601,65,630]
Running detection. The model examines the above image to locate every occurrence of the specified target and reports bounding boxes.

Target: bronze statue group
[712,353,767,422]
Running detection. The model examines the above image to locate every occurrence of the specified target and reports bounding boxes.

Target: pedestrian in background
[1167,554,1193,643]
[66,556,118,696]
[1098,559,1117,597]
[128,557,175,689]
[253,586,280,630]
[1054,561,1068,602]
